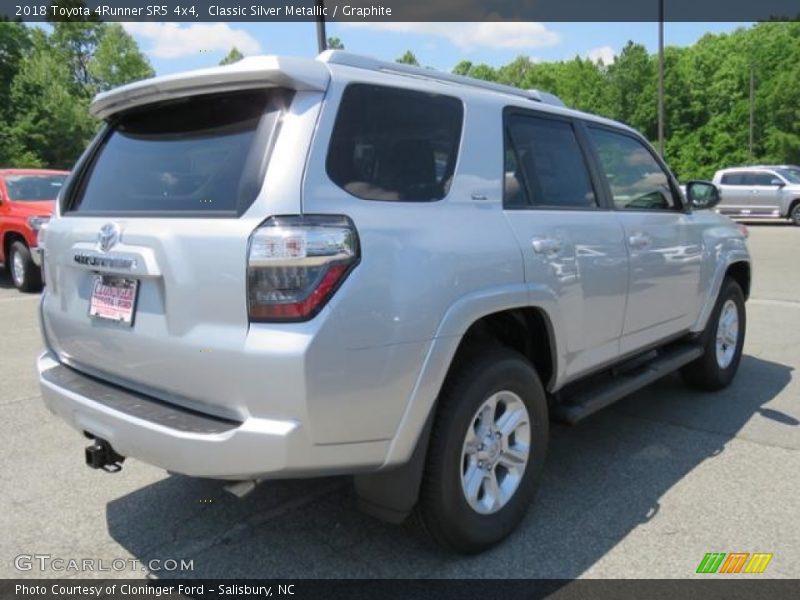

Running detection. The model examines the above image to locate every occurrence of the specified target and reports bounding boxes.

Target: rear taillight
[247,215,359,322]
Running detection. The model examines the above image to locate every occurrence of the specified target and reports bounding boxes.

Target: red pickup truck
[1,169,69,292]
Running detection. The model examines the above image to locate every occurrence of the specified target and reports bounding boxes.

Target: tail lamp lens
[247,215,359,321]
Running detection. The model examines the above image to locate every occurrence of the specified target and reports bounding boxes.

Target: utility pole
[315,0,327,54]
[657,0,665,156]
[749,64,755,161]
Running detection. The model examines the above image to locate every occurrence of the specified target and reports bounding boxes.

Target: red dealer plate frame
[89,275,139,326]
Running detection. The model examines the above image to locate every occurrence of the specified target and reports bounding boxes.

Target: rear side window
[326,84,463,202]
[68,89,291,216]
[504,114,597,209]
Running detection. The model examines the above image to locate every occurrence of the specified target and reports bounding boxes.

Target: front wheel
[417,347,548,554]
[790,203,800,226]
[681,278,746,391]
[8,241,42,293]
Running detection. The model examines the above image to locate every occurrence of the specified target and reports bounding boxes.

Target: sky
[120,22,752,76]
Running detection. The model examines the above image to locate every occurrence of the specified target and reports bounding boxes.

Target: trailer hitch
[85,437,125,473]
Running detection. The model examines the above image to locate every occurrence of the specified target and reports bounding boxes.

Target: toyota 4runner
[37,51,751,553]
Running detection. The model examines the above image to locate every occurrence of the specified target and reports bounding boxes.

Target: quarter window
[504,114,597,209]
[588,127,677,211]
[326,84,463,202]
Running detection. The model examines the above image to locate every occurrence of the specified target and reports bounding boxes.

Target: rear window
[67,89,291,216]
[5,174,67,201]
[326,84,464,202]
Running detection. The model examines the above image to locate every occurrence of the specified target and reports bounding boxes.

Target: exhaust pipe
[85,438,125,472]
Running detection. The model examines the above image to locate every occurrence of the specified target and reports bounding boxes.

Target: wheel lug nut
[495,431,501,438]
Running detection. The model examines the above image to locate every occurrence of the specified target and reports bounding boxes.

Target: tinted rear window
[504,114,597,209]
[5,174,67,201]
[326,84,463,202]
[68,89,291,215]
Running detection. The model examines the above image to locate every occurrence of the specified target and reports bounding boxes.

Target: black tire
[416,346,548,554]
[681,278,745,391]
[790,202,800,226]
[8,241,42,293]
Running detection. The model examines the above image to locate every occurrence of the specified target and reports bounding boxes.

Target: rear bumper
[37,351,389,479]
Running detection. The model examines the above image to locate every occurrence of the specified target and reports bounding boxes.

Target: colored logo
[696,552,773,574]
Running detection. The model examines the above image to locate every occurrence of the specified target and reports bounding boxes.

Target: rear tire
[8,241,42,293]
[417,346,548,554]
[681,278,745,391]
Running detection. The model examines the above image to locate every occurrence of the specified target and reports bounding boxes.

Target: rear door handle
[628,232,651,250]
[531,237,563,254]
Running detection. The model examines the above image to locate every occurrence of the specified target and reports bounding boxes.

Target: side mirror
[686,180,720,210]
[770,178,785,187]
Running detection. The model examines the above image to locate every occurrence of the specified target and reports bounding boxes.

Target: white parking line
[750,298,800,309]
[0,295,39,303]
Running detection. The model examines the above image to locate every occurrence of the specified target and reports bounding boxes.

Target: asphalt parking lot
[1,223,798,579]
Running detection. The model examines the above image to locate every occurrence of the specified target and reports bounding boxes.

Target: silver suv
[713,165,800,225]
[37,51,751,553]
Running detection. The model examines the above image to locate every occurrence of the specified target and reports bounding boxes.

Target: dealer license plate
[89,276,139,326]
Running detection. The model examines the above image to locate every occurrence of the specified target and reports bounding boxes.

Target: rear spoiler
[90,55,330,120]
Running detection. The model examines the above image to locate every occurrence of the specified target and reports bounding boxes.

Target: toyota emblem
[97,223,121,252]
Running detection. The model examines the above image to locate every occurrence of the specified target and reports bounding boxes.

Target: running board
[552,344,704,424]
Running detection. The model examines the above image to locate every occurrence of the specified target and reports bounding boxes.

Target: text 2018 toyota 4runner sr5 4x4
[37,52,751,553]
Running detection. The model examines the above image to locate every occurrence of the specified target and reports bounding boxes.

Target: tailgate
[41,75,326,420]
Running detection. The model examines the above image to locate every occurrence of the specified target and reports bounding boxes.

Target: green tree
[452,60,473,76]
[327,37,344,50]
[496,56,535,86]
[607,42,656,136]
[396,50,419,66]
[1,19,154,168]
[7,41,95,168]
[47,1,103,90]
[219,47,244,65]
[0,20,33,165]
[89,24,154,91]
[0,21,31,118]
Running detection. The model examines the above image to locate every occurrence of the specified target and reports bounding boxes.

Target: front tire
[790,202,800,227]
[681,278,746,391]
[417,346,548,554]
[8,241,42,293]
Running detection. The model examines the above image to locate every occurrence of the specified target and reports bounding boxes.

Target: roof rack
[318,50,565,108]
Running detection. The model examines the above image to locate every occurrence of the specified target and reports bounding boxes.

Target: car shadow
[106,354,792,578]
[0,270,15,289]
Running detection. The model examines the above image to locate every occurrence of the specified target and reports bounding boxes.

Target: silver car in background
[713,165,800,225]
